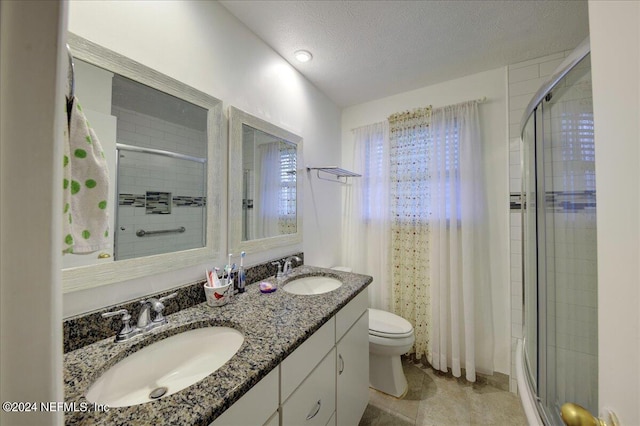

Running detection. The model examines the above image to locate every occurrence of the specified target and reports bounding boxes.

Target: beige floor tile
[360,357,528,426]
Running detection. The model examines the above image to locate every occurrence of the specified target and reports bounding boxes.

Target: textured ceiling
[220,0,589,108]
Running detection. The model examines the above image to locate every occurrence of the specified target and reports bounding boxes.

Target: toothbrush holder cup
[204,283,232,307]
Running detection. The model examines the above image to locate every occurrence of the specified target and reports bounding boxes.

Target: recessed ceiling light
[294,50,313,63]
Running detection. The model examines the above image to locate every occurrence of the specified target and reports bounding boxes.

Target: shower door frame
[519,37,592,425]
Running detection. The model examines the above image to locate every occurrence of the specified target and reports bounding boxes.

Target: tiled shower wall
[507,50,573,393]
[113,106,207,260]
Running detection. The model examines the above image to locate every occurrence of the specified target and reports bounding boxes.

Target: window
[278,144,297,233]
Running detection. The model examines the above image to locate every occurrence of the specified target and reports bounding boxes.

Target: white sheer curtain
[427,101,493,380]
[342,121,392,310]
[343,101,494,381]
[257,142,281,239]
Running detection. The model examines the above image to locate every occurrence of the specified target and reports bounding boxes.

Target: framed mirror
[228,106,302,255]
[63,33,223,293]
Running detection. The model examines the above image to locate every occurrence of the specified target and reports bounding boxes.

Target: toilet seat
[368,308,414,339]
[369,329,414,339]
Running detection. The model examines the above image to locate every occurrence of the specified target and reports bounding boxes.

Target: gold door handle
[561,403,619,426]
[97,252,111,259]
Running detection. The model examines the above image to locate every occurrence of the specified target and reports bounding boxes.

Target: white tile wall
[113,107,207,260]
[113,106,207,158]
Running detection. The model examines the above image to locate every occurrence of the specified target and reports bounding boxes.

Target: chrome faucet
[272,261,284,280]
[137,300,153,328]
[283,255,302,276]
[102,292,177,342]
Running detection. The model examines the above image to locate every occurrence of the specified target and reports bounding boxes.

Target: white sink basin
[86,327,243,407]
[283,276,342,295]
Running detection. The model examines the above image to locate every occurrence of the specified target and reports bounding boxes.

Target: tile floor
[359,358,528,426]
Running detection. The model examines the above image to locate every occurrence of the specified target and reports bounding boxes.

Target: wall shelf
[306,166,361,183]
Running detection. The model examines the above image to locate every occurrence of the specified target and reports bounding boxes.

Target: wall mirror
[63,33,223,293]
[228,106,302,255]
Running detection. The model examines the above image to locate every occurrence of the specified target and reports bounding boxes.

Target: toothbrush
[213,267,222,288]
[237,251,246,293]
[225,253,233,286]
[205,269,212,287]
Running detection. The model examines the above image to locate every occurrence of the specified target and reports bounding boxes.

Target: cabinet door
[282,348,336,426]
[281,317,335,401]
[325,411,336,426]
[211,367,279,426]
[264,410,279,426]
[336,288,368,341]
[336,311,369,426]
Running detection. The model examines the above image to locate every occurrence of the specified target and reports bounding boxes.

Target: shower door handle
[560,403,619,426]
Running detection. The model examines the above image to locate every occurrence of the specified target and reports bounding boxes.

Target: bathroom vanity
[63,266,371,425]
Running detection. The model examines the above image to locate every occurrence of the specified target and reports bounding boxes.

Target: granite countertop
[64,266,371,425]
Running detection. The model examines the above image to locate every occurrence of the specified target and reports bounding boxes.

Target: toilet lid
[368,308,414,338]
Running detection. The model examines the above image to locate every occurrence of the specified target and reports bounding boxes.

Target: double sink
[84,273,343,409]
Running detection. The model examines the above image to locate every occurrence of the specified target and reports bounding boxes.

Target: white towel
[62,97,110,254]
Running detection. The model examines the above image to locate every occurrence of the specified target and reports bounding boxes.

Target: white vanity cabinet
[336,312,369,425]
[282,347,336,425]
[281,317,336,425]
[211,367,279,426]
[335,290,369,426]
[213,287,369,426]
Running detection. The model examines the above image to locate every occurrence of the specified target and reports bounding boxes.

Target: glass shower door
[522,52,596,425]
[522,111,538,395]
[541,54,597,424]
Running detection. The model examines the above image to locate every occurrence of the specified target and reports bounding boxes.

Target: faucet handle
[102,308,130,321]
[152,293,177,323]
[159,292,178,303]
[102,309,133,336]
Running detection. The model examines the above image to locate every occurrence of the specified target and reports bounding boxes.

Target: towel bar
[306,166,361,184]
[136,226,186,237]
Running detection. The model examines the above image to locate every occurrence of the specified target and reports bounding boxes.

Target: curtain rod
[350,96,487,132]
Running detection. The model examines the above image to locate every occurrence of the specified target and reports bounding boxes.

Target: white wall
[0,2,65,425]
[589,1,640,423]
[64,0,342,316]
[341,67,511,375]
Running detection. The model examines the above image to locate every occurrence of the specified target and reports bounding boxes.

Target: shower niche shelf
[306,166,361,184]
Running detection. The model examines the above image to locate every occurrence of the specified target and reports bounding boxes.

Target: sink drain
[149,387,168,399]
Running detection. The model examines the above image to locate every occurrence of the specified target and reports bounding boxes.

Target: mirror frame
[63,33,223,293]
[228,106,303,255]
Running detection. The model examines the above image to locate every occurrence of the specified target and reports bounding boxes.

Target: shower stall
[517,38,597,425]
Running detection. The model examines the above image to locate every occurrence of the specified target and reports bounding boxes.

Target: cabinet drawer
[282,348,336,426]
[211,367,279,426]
[336,288,368,342]
[281,317,335,400]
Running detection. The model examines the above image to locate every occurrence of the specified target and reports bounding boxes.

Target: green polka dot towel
[62,97,110,254]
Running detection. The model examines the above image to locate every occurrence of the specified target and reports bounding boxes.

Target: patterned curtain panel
[389,107,433,363]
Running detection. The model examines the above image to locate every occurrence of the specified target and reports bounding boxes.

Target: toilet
[331,267,415,398]
[368,308,415,397]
